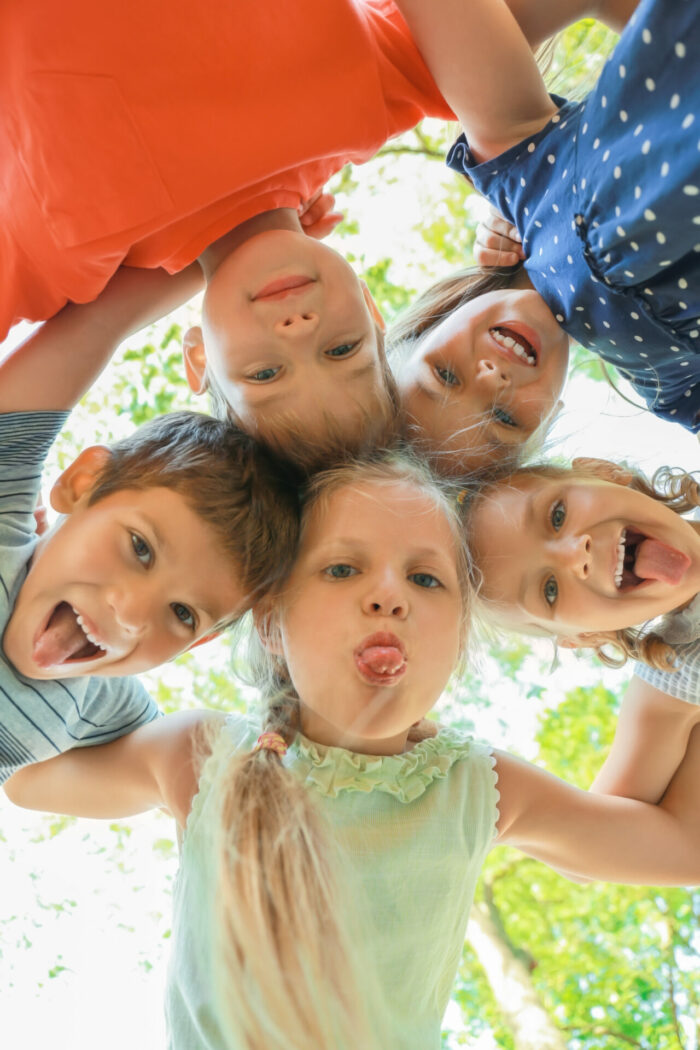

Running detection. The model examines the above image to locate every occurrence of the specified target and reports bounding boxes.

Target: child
[2,0,464,465]
[390,0,699,473]
[179,209,399,467]
[5,456,699,1050]
[466,456,700,807]
[0,267,299,782]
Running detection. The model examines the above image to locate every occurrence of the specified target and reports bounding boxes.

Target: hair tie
[456,489,469,505]
[253,731,288,757]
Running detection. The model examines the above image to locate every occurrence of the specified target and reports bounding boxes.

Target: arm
[503,0,636,48]
[591,676,700,803]
[393,0,557,162]
[3,709,223,828]
[494,728,700,885]
[0,263,203,413]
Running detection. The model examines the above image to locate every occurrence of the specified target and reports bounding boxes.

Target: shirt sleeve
[0,411,69,549]
[634,638,700,705]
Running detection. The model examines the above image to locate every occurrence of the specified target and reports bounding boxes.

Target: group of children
[2,0,699,1046]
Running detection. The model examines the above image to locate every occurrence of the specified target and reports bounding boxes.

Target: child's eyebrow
[250,361,377,408]
[315,538,453,568]
[137,512,166,553]
[523,489,537,532]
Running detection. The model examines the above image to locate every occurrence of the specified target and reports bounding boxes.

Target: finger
[299,192,335,226]
[304,212,344,240]
[481,208,523,243]
[475,227,525,254]
[473,246,523,269]
[33,491,49,536]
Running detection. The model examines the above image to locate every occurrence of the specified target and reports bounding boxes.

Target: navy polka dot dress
[447,0,700,431]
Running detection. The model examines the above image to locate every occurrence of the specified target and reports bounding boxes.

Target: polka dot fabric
[447,0,699,431]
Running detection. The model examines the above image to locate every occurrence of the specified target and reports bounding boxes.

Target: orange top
[0,0,452,340]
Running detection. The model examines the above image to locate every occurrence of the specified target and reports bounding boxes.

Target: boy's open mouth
[489,326,538,366]
[614,528,690,591]
[33,602,107,669]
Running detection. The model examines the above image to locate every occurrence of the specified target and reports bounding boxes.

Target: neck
[299,708,412,756]
[198,208,303,279]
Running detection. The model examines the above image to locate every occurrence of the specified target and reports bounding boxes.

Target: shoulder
[635,635,700,705]
[171,710,257,829]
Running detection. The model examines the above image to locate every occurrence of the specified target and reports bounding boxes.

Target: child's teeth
[73,609,106,653]
[615,530,626,589]
[491,328,535,364]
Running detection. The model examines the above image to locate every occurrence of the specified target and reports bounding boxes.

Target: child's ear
[182,326,208,395]
[50,446,113,514]
[253,605,284,656]
[360,281,386,333]
[572,457,635,487]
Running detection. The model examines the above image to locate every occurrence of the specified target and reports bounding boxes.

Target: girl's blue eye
[493,406,518,428]
[325,564,357,579]
[409,572,441,589]
[131,533,152,566]
[435,366,459,387]
[171,602,196,630]
[543,575,558,606]
[250,366,280,382]
[326,343,357,358]
[550,500,566,531]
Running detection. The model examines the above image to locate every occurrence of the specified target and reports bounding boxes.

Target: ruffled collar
[289,727,475,803]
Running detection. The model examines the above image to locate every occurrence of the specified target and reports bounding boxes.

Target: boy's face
[187,231,385,442]
[271,480,462,755]
[397,290,569,472]
[3,457,244,679]
[470,472,700,642]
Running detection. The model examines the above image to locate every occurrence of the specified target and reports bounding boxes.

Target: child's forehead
[302,478,452,547]
[90,484,219,544]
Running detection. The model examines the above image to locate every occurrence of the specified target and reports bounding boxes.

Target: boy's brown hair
[88,411,299,618]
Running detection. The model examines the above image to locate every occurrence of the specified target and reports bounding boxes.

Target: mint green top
[166,713,499,1050]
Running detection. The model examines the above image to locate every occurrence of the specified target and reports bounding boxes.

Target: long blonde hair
[465,460,700,671]
[207,453,474,1049]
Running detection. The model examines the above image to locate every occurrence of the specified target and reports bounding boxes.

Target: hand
[33,490,49,536]
[299,189,344,240]
[474,203,525,268]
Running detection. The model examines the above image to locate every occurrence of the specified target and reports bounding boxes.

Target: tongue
[359,645,405,675]
[33,603,89,668]
[634,539,691,585]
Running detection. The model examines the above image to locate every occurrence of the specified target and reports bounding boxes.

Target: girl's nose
[558,534,591,579]
[273,311,320,337]
[475,357,510,389]
[361,574,409,619]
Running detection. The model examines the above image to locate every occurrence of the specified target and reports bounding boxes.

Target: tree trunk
[467,901,568,1050]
